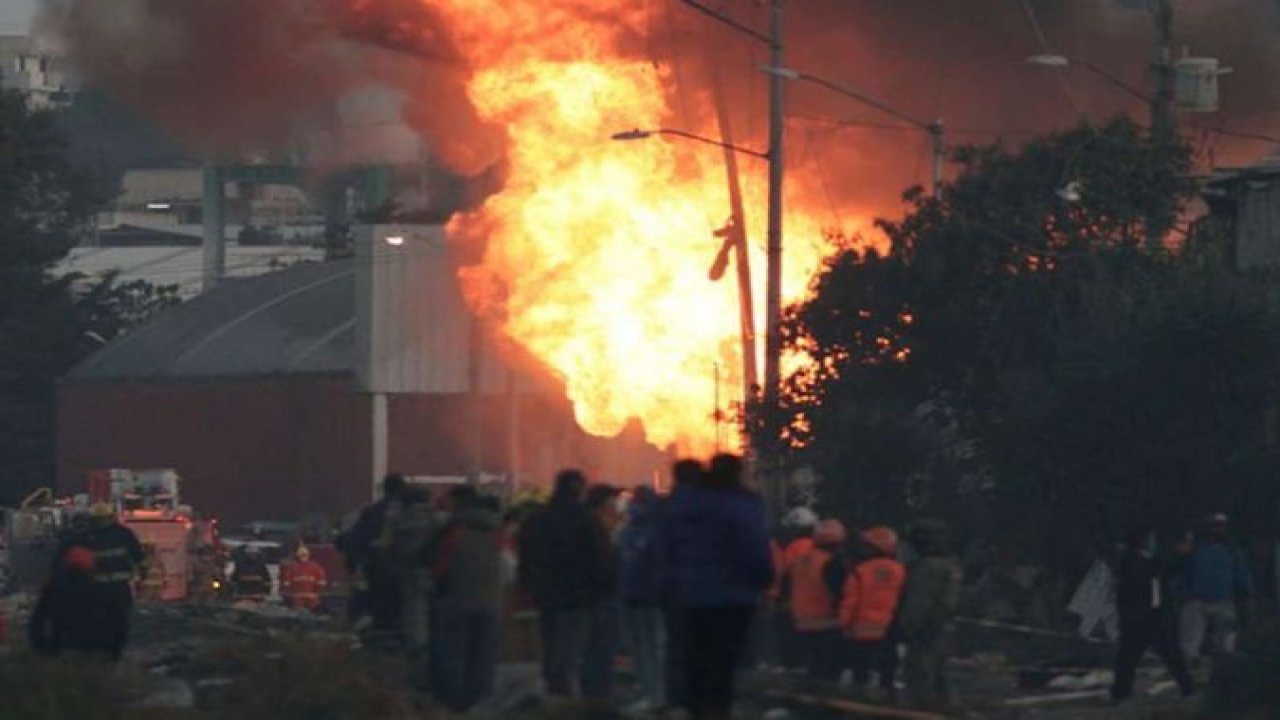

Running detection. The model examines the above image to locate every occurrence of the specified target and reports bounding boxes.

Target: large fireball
[438,0,849,454]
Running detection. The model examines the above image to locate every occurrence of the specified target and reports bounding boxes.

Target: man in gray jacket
[901,519,963,711]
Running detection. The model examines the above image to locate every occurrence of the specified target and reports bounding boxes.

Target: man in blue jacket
[1179,513,1252,664]
[666,454,774,720]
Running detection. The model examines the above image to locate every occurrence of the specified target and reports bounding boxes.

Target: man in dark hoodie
[337,473,408,638]
[663,459,704,714]
[619,486,666,713]
[431,485,506,712]
[518,469,612,697]
[1111,525,1194,703]
[581,484,622,701]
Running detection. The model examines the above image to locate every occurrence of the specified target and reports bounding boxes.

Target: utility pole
[1149,0,1176,243]
[763,0,785,413]
[928,119,945,198]
[201,161,225,293]
[1150,0,1176,146]
[763,0,786,511]
[706,48,759,421]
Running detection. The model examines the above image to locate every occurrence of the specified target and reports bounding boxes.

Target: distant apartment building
[0,35,70,108]
[73,168,328,296]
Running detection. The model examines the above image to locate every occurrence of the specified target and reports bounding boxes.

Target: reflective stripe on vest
[840,556,906,641]
[791,548,838,631]
[94,571,135,583]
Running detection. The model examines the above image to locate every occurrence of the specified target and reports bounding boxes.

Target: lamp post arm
[657,129,771,160]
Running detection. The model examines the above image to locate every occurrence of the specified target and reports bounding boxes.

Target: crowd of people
[332,455,971,717]
[19,462,1255,718]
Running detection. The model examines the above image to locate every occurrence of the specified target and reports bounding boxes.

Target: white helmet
[782,506,819,530]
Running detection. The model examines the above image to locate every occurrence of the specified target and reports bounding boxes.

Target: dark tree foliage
[772,118,1280,576]
[0,91,181,503]
[54,87,195,198]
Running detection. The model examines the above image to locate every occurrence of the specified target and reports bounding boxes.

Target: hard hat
[861,526,899,556]
[295,545,310,561]
[814,519,847,546]
[89,502,114,519]
[62,546,95,573]
[782,506,819,530]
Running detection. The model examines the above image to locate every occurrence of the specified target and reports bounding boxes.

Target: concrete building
[58,226,663,524]
[99,168,320,236]
[0,35,70,107]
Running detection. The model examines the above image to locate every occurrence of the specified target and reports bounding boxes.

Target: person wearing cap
[774,506,819,671]
[789,517,849,682]
[900,519,962,710]
[841,526,906,698]
[282,545,328,611]
[50,503,144,659]
[1180,512,1252,663]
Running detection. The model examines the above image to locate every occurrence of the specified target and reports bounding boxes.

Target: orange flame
[438,1,858,454]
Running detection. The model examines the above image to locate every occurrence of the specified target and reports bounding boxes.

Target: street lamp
[610,129,770,160]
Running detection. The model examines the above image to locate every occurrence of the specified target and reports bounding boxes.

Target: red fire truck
[88,469,221,602]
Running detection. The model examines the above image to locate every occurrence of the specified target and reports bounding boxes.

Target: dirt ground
[0,601,1223,719]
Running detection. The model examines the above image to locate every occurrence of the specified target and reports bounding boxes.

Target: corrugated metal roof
[65,260,355,382]
[58,244,326,298]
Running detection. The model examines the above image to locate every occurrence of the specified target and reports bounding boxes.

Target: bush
[1204,621,1280,719]
[0,651,201,720]
[201,635,418,720]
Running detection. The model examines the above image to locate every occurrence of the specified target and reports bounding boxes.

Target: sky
[0,0,34,34]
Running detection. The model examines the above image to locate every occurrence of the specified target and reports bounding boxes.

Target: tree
[774,118,1280,576]
[0,90,180,503]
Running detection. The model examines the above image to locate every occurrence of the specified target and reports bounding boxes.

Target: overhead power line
[1208,127,1280,145]
[677,0,770,45]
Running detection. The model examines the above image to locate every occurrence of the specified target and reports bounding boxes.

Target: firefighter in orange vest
[790,518,848,682]
[840,526,906,697]
[774,507,819,670]
[282,545,328,611]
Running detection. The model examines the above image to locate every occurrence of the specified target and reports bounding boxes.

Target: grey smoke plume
[41,0,1280,212]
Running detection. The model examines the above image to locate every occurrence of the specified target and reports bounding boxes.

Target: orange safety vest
[839,556,906,641]
[773,537,815,601]
[790,547,839,631]
[282,560,327,610]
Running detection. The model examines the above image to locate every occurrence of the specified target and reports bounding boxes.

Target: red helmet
[62,546,95,573]
[814,519,847,546]
[861,526,899,556]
